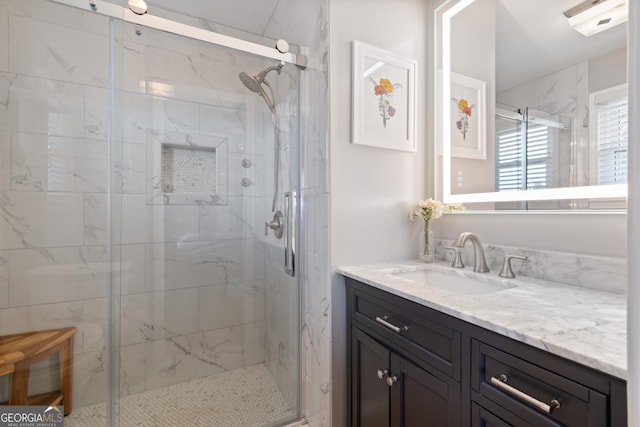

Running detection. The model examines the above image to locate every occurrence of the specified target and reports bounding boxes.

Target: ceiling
[496,0,627,92]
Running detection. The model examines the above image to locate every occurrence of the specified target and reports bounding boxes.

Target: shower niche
[147,129,229,205]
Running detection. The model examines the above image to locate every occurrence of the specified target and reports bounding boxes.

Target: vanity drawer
[472,340,608,426]
[348,279,461,380]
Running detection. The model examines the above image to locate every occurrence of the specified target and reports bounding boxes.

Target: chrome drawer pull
[490,375,561,414]
[375,316,408,334]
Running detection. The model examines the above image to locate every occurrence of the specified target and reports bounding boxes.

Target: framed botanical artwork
[351,41,417,152]
[450,72,486,159]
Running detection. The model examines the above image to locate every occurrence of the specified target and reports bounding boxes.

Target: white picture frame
[351,41,417,152]
[450,72,486,160]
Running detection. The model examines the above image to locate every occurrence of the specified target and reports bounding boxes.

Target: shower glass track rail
[48,0,308,68]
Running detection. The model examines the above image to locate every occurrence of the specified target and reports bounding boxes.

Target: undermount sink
[393,269,516,295]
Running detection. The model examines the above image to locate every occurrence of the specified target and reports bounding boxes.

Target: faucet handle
[444,246,465,269]
[499,255,528,279]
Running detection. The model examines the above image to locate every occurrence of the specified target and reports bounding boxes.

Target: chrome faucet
[453,232,490,273]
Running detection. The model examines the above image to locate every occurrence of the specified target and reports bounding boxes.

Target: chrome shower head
[238,72,262,94]
[239,64,283,113]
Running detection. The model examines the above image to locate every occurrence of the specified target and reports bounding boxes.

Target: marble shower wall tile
[82,297,107,353]
[304,252,329,336]
[144,45,243,107]
[83,193,107,245]
[0,132,9,190]
[146,239,260,291]
[115,142,146,194]
[120,93,203,145]
[83,86,109,140]
[9,14,109,87]
[0,191,84,249]
[120,38,146,95]
[132,321,268,391]
[120,342,147,397]
[9,245,108,306]
[0,12,6,73]
[300,69,330,194]
[121,194,200,244]
[498,63,580,116]
[197,280,265,331]
[199,105,267,156]
[0,72,85,137]
[1,0,109,37]
[0,300,83,341]
[11,133,107,192]
[144,338,227,391]
[199,196,264,240]
[120,244,147,296]
[120,91,153,145]
[199,321,266,370]
[0,73,13,132]
[121,288,199,346]
[150,96,200,134]
[0,250,8,309]
[303,318,331,427]
[73,349,108,408]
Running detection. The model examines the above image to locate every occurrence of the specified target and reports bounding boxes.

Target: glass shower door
[0,1,301,424]
[108,15,301,427]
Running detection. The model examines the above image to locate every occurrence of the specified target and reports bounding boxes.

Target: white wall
[434,212,626,258]
[329,0,436,425]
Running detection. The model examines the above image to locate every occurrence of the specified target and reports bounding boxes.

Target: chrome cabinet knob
[377,369,388,380]
[386,375,398,387]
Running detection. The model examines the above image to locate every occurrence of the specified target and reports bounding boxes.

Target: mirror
[437,0,628,210]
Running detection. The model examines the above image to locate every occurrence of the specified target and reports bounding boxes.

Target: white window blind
[596,96,628,185]
[496,123,552,192]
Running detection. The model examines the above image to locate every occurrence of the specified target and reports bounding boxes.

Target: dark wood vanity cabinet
[346,277,627,427]
[351,326,460,426]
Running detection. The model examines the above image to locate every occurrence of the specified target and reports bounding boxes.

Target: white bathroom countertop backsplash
[435,240,627,294]
[338,260,627,380]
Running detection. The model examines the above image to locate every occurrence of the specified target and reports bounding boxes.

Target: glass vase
[419,220,434,262]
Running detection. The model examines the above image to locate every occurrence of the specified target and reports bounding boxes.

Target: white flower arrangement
[409,198,465,222]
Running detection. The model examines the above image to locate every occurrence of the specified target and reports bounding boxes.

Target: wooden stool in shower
[0,327,77,415]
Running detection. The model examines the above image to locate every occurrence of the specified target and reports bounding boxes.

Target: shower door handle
[284,191,296,277]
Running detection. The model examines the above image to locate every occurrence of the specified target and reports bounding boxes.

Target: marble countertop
[338,261,627,380]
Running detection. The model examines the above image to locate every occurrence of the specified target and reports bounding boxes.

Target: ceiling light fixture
[564,0,628,37]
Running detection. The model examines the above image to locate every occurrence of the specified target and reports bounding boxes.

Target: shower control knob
[276,39,289,54]
[265,211,284,239]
